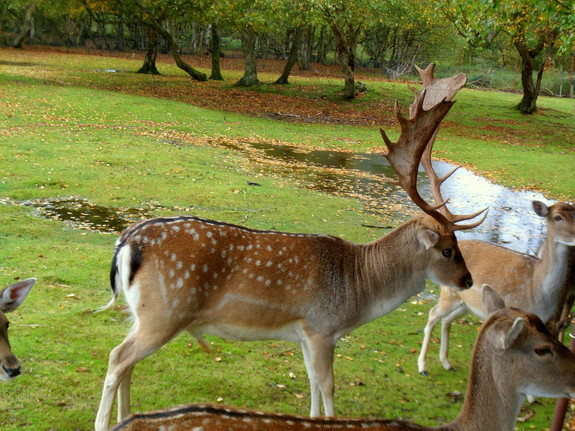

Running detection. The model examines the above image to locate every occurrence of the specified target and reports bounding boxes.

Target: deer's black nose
[4,365,21,378]
[463,275,473,289]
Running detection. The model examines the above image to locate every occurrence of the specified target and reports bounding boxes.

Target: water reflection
[431,161,547,254]
[230,141,551,254]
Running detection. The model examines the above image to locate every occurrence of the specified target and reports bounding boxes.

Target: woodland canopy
[2,0,574,112]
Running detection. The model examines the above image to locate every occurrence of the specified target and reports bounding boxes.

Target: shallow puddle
[20,198,156,233]
[7,141,553,254]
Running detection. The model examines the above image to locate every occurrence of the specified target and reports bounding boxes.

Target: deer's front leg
[301,335,336,417]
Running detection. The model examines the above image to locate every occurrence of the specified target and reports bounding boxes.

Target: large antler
[421,132,487,229]
[381,63,486,232]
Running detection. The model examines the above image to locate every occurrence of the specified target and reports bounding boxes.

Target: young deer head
[0,278,35,381]
[95,64,485,431]
[111,287,575,431]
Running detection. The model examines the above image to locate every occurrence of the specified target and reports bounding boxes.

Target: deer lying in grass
[95,64,486,431]
[0,278,35,381]
[111,286,575,431]
[417,200,575,375]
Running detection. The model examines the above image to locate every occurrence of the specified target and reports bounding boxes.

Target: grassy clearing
[0,47,573,430]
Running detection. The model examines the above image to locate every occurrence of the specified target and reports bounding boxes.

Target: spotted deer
[416,143,575,375]
[95,64,486,431]
[0,278,35,381]
[111,286,575,431]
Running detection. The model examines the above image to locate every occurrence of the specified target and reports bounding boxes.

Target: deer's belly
[191,320,305,343]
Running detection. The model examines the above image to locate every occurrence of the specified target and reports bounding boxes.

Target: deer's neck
[446,347,523,431]
[531,237,571,322]
[352,219,428,324]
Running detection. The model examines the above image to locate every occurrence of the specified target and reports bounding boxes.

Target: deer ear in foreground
[111,301,575,431]
[482,284,505,315]
[0,278,35,381]
[95,64,485,431]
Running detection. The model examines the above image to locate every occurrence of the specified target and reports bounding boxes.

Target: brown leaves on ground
[23,46,397,127]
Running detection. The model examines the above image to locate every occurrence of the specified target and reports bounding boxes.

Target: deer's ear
[0,278,35,313]
[494,317,525,350]
[483,286,525,349]
[482,284,505,315]
[532,200,549,217]
[417,229,439,250]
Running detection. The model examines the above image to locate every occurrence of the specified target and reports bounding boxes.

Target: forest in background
[1,0,574,112]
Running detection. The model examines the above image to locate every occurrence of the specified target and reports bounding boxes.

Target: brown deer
[546,247,575,340]
[416,145,575,375]
[111,286,575,431]
[95,64,486,431]
[0,278,35,381]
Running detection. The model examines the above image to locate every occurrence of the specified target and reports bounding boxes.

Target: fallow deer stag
[416,140,575,375]
[95,64,485,431]
[0,278,35,381]
[111,287,575,431]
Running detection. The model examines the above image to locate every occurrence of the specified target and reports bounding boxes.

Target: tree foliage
[437,0,575,112]
[1,0,574,102]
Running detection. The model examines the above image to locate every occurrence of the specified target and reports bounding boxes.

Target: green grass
[0,47,573,430]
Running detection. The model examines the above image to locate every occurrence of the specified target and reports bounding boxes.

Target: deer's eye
[534,347,553,357]
[441,249,453,258]
[554,215,563,222]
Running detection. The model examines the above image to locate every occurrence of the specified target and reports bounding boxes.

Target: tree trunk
[115,21,125,51]
[13,1,37,48]
[156,23,207,82]
[315,26,329,65]
[331,24,358,100]
[209,22,223,81]
[298,26,313,70]
[98,21,111,50]
[514,40,547,114]
[137,26,160,75]
[236,25,260,87]
[570,54,574,98]
[275,27,303,85]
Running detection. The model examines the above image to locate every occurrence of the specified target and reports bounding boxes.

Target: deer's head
[382,64,486,290]
[0,278,35,381]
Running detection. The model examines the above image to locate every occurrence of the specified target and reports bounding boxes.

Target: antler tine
[382,63,486,232]
[382,91,454,226]
[421,132,489,229]
[414,63,467,110]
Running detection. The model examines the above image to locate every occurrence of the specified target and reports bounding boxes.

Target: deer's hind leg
[95,319,183,431]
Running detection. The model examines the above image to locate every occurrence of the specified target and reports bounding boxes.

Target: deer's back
[438,240,538,318]
[112,404,438,431]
